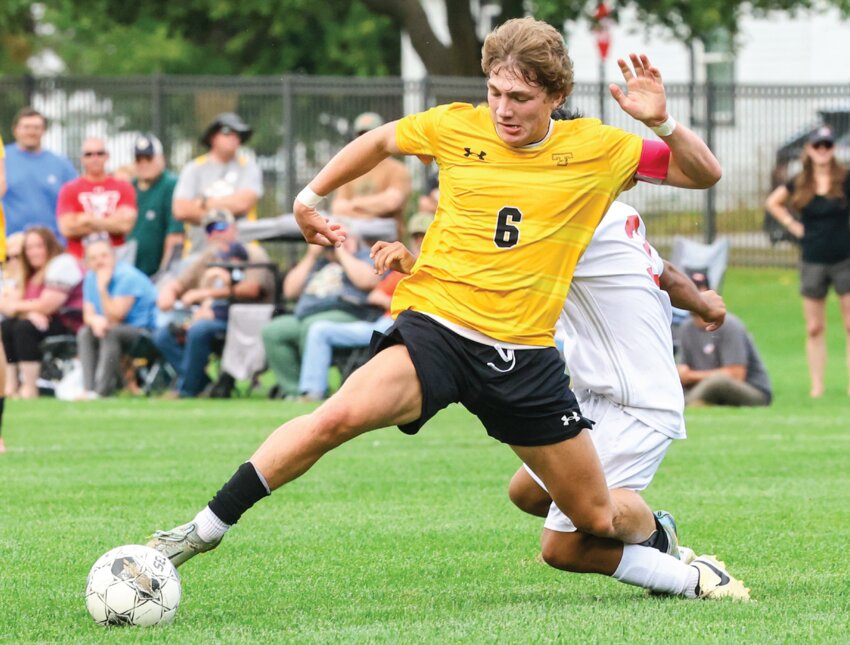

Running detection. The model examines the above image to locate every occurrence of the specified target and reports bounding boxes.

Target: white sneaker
[691,555,751,601]
[147,522,221,567]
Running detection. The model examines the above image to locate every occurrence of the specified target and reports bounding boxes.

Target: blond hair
[481,17,574,104]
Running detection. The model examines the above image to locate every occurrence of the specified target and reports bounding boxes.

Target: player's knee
[508,472,550,517]
[540,532,585,572]
[571,510,616,539]
[309,401,368,447]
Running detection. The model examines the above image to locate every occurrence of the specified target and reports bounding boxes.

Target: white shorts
[524,391,673,533]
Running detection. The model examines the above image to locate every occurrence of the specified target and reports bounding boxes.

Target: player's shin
[613,544,698,597]
[206,460,272,532]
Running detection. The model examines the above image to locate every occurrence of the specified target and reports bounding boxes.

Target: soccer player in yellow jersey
[149,18,740,600]
[0,135,8,454]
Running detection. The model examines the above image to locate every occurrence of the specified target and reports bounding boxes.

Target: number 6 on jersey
[494,206,522,248]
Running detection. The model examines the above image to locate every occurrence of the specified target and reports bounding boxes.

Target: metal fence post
[152,73,164,145]
[704,80,717,244]
[283,75,296,209]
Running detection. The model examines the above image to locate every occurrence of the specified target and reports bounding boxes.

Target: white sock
[193,506,231,543]
[612,544,696,596]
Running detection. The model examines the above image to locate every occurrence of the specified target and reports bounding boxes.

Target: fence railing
[3,74,849,267]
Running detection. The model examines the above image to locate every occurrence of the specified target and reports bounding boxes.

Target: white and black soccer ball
[85,545,181,627]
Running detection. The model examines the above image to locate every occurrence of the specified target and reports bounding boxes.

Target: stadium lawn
[1,267,849,644]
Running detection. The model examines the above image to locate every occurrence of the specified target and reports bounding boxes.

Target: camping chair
[668,236,731,355]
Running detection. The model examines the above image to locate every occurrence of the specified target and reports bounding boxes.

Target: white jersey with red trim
[560,201,685,439]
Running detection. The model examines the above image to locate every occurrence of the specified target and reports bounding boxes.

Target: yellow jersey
[392,103,643,346]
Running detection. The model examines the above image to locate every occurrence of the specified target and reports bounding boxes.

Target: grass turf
[1,267,849,643]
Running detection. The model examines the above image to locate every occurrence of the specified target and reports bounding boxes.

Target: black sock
[0,396,5,437]
[207,462,271,526]
[639,515,670,554]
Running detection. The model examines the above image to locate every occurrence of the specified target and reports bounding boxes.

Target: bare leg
[803,297,827,397]
[508,466,653,573]
[18,361,41,399]
[4,363,17,398]
[511,432,655,544]
[0,342,6,453]
[839,293,850,396]
[251,344,422,489]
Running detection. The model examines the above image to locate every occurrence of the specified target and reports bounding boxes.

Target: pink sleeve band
[635,139,670,184]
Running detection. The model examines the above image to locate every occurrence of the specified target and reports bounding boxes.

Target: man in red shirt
[57,137,137,259]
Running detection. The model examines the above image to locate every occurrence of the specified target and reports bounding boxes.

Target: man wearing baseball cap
[330,111,411,240]
[677,270,772,407]
[154,208,273,398]
[172,112,263,255]
[129,133,183,276]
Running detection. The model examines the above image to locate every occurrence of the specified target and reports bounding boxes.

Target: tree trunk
[361,0,482,76]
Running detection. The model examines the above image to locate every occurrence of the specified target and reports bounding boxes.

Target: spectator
[417,171,439,215]
[765,125,850,397]
[129,134,184,276]
[193,242,250,323]
[77,237,157,399]
[0,227,84,398]
[57,137,137,260]
[154,209,273,398]
[172,112,262,255]
[677,270,772,407]
[261,234,381,399]
[297,212,433,400]
[0,135,6,452]
[330,111,412,238]
[1,233,24,298]
[2,107,77,239]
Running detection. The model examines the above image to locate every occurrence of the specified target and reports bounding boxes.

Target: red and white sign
[593,2,613,60]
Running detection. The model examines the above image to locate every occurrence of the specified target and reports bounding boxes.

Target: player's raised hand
[609,53,668,127]
[293,199,347,247]
[370,240,416,275]
[698,289,726,331]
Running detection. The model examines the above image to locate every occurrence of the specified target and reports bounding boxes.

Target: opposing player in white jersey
[508,201,750,600]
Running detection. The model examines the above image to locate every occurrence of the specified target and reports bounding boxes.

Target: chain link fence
[3,74,849,267]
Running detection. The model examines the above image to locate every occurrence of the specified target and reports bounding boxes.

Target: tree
[0,0,401,76]
[364,0,850,76]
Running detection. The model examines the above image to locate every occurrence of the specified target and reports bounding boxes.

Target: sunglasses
[812,141,834,150]
[83,150,108,157]
[205,221,230,234]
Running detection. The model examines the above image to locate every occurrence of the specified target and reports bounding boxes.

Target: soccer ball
[85,545,181,626]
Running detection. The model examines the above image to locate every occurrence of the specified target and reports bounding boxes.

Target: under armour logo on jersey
[552,152,573,167]
[561,411,580,426]
[486,345,516,373]
[464,148,487,160]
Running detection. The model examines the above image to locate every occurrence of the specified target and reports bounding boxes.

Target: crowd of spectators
[0,107,427,404]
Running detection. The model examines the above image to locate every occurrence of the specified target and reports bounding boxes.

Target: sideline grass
[1,268,849,643]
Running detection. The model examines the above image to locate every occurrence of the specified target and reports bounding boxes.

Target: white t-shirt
[560,201,685,439]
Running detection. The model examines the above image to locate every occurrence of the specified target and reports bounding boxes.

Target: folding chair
[668,236,731,355]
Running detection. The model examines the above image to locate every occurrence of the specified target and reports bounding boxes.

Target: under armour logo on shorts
[561,411,580,426]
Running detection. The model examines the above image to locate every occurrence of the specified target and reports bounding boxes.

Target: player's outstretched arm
[610,54,721,189]
[294,122,403,246]
[660,261,726,330]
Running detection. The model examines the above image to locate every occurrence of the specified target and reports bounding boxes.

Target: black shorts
[369,311,592,446]
[800,258,850,299]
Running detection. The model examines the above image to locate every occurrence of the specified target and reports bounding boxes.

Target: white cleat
[691,555,751,601]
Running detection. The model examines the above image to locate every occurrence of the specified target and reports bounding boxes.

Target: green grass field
[2,268,849,643]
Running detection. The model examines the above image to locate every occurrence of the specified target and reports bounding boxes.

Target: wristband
[296,186,324,209]
[650,115,677,138]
